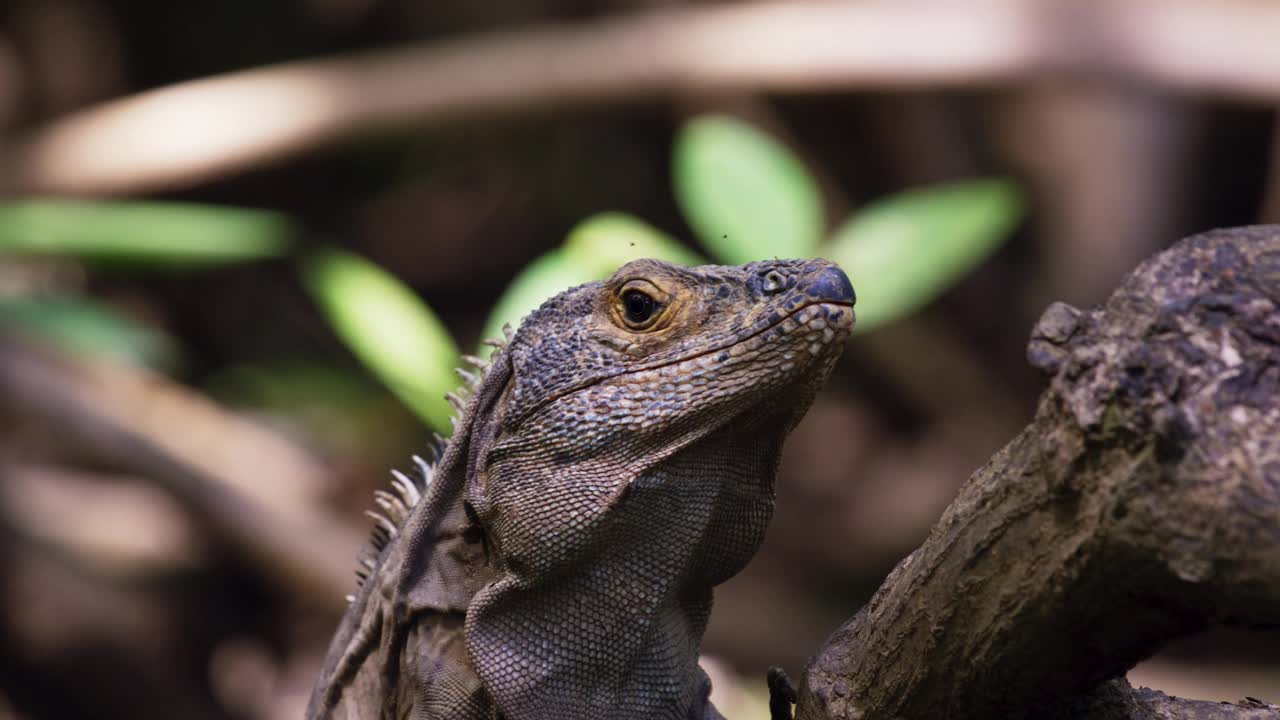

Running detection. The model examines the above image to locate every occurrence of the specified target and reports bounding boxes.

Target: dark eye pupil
[623,290,655,323]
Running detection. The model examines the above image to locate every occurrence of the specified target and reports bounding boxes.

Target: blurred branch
[0,463,203,575]
[797,227,1280,719]
[0,335,361,612]
[4,0,1280,195]
[998,86,1200,308]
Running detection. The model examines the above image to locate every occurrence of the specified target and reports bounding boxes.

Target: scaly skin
[308,258,855,720]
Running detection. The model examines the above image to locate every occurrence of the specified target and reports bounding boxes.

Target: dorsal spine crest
[348,335,508,594]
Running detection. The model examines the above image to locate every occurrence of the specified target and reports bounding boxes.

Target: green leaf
[0,199,293,267]
[479,248,594,347]
[0,295,179,369]
[302,249,459,432]
[480,213,704,346]
[563,212,704,275]
[827,178,1024,333]
[673,115,823,264]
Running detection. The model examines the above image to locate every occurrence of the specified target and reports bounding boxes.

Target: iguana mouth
[664,299,854,373]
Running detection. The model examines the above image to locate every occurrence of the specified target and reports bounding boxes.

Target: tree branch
[797,226,1280,719]
[5,0,1280,195]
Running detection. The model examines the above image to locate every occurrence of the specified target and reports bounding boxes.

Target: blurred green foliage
[0,199,293,267]
[0,115,1023,434]
[480,213,703,343]
[670,115,1024,334]
[673,115,823,264]
[0,295,178,369]
[302,248,460,433]
[827,178,1023,332]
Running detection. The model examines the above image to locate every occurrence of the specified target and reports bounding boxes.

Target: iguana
[307,258,855,720]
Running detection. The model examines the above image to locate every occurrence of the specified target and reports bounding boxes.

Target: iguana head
[462,258,854,719]
[502,257,855,435]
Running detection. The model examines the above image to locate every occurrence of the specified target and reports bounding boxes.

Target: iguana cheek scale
[308,258,855,720]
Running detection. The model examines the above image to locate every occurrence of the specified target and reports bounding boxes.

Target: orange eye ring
[611,279,670,332]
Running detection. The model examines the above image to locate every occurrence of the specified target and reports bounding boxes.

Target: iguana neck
[307,348,513,718]
[465,411,790,719]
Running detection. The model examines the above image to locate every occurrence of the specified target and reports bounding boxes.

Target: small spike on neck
[348,336,509,595]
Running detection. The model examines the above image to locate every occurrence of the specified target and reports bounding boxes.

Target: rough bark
[797,226,1280,719]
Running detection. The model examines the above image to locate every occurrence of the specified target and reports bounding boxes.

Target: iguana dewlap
[308,258,855,720]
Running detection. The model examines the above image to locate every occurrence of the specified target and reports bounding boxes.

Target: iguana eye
[611,278,670,333]
[622,289,656,325]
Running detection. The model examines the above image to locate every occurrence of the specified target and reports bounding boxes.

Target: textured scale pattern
[308,258,855,720]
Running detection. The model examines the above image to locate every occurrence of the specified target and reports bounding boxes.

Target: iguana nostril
[761,270,787,294]
[804,265,856,305]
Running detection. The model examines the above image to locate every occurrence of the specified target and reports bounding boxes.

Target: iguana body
[308,258,855,719]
